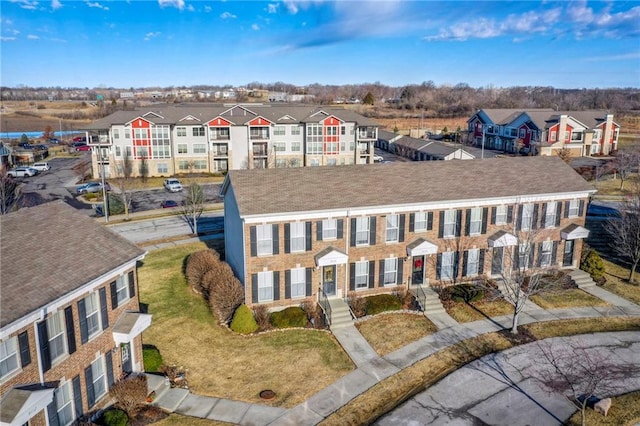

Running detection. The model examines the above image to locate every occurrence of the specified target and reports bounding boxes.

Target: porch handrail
[415,283,428,312]
[318,288,332,325]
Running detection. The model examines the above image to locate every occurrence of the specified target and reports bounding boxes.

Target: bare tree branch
[606,183,640,283]
[181,182,205,235]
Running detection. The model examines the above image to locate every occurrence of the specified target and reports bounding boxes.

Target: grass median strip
[530,288,610,309]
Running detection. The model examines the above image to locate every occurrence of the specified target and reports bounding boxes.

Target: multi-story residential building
[82,104,380,179]
[467,109,619,157]
[0,201,150,426]
[377,130,475,161]
[221,156,594,309]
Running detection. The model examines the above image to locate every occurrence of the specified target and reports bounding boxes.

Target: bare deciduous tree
[606,184,640,283]
[611,150,639,191]
[181,182,205,235]
[531,338,640,426]
[138,153,149,183]
[556,147,572,163]
[112,149,134,219]
[72,159,91,182]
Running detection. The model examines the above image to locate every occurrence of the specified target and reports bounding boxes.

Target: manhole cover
[259,389,276,400]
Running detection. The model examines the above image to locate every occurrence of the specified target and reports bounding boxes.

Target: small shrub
[395,287,415,310]
[451,284,485,303]
[85,192,97,200]
[106,194,125,215]
[580,249,606,283]
[253,304,271,331]
[184,249,219,295]
[230,304,258,334]
[301,300,321,325]
[102,408,128,426]
[109,374,147,418]
[365,294,402,315]
[270,307,308,328]
[142,345,162,372]
[206,261,244,324]
[348,292,367,318]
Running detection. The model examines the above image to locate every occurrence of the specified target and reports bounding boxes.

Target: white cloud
[583,51,640,62]
[0,37,17,41]
[13,0,39,10]
[51,0,62,10]
[86,1,109,10]
[220,11,236,19]
[27,34,40,39]
[252,23,260,31]
[267,3,278,14]
[144,31,161,41]
[158,0,184,10]
[186,4,194,12]
[204,5,211,12]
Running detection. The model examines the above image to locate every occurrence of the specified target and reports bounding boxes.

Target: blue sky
[1,0,639,89]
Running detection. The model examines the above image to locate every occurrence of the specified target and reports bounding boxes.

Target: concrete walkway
[148,286,640,426]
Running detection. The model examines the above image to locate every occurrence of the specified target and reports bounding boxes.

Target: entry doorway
[563,240,575,267]
[412,256,425,285]
[491,247,504,275]
[121,343,132,374]
[323,265,336,296]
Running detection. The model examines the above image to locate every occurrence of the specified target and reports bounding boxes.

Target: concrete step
[145,373,170,404]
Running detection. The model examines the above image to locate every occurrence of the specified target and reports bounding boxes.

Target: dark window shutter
[105,351,114,389]
[316,220,323,241]
[453,251,460,279]
[305,268,312,296]
[555,202,562,227]
[272,224,279,255]
[564,201,570,218]
[507,205,513,224]
[251,274,258,304]
[18,331,30,368]
[491,207,497,225]
[64,306,76,355]
[369,217,376,245]
[99,287,109,330]
[378,260,385,287]
[273,272,280,300]
[409,213,415,232]
[350,218,356,247]
[78,299,88,344]
[47,399,60,426]
[398,214,406,242]
[250,226,257,256]
[532,204,539,230]
[72,375,83,417]
[110,281,118,310]
[349,263,356,291]
[540,203,547,228]
[128,271,135,299]
[436,253,442,280]
[37,320,51,372]
[529,245,535,267]
[337,219,343,239]
[578,200,585,217]
[284,223,291,253]
[397,258,404,284]
[478,249,485,274]
[438,211,444,238]
[537,243,543,267]
[481,208,488,234]
[285,270,291,299]
[85,365,95,407]
[368,261,375,289]
[455,210,462,237]
[513,247,520,270]
[551,241,558,266]
[462,251,468,277]
[306,221,312,251]
[427,212,433,230]
[465,209,471,236]
[516,205,523,231]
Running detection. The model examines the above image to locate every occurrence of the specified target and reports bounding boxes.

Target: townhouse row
[222,156,594,308]
[1,202,150,426]
[82,103,380,179]
[467,109,619,157]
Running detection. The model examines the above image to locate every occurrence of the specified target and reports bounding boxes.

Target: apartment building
[82,104,380,179]
[377,130,475,161]
[0,202,150,426]
[221,156,595,309]
[467,109,619,156]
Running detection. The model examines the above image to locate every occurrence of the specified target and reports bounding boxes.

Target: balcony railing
[252,147,268,156]
[209,134,230,141]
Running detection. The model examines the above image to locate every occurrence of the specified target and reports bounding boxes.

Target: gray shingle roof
[0,201,145,328]
[225,156,594,217]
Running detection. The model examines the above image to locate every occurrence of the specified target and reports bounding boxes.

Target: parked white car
[7,167,38,177]
[373,154,384,162]
[32,162,51,172]
[163,178,183,192]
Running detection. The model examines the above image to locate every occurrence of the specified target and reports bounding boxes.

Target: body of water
[1,130,81,140]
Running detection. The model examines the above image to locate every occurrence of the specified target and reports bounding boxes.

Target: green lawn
[530,288,610,309]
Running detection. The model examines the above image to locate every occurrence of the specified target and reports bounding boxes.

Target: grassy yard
[530,288,610,309]
[355,313,438,356]
[567,390,640,426]
[138,242,353,408]
[527,317,640,340]
[593,173,639,196]
[444,299,514,323]
[601,259,640,304]
[153,414,229,426]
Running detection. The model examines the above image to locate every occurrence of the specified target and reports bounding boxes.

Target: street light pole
[98,142,109,223]
[481,126,485,160]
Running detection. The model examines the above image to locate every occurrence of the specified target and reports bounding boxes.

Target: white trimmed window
[124,129,131,139]
[290,222,305,252]
[115,146,121,157]
[466,249,480,276]
[91,357,107,401]
[47,311,67,363]
[177,127,187,137]
[177,144,188,154]
[518,243,531,269]
[322,219,337,240]
[273,142,286,152]
[540,241,553,267]
[291,142,301,152]
[113,129,119,139]
[290,267,306,299]
[441,252,455,280]
[115,275,130,305]
[496,205,507,225]
[414,212,428,232]
[383,258,398,286]
[291,126,301,136]
[443,210,456,238]
[355,261,369,290]
[0,337,19,379]
[568,200,579,217]
[355,217,370,246]
[258,271,274,302]
[256,225,273,256]
[521,204,534,231]
[157,163,168,174]
[193,144,206,154]
[193,160,207,170]
[192,127,205,137]
[274,126,286,136]
[386,214,399,243]
[545,202,557,228]
[469,208,482,235]
[84,292,102,339]
[56,380,74,426]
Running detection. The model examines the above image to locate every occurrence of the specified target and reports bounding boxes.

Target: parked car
[7,167,38,178]
[163,178,183,192]
[73,136,87,143]
[76,181,110,195]
[373,154,384,162]
[49,138,60,144]
[32,162,51,172]
[35,144,48,150]
[76,145,91,152]
[161,200,179,208]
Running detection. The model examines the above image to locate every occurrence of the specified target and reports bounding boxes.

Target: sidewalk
[149,286,640,426]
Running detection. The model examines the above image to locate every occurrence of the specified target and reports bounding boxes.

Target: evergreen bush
[451,284,485,303]
[365,294,402,315]
[230,304,258,334]
[270,307,307,328]
[580,249,606,283]
[102,409,128,426]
